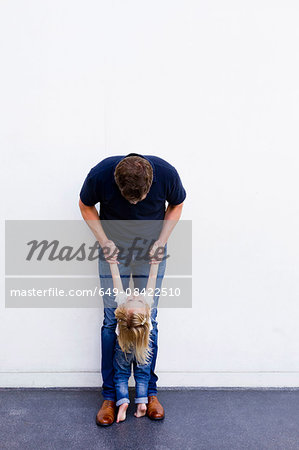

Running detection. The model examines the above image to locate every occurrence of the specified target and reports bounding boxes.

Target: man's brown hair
[114,156,153,202]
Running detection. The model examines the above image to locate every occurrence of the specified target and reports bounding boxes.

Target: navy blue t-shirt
[80,153,186,221]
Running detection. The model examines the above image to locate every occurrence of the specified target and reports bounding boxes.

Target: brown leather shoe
[147,396,165,420]
[96,400,116,426]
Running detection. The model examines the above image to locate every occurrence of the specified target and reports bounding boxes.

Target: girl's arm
[144,263,159,306]
[146,263,159,291]
[109,263,127,305]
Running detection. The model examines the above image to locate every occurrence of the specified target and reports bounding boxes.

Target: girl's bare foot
[116,403,128,423]
[134,403,147,418]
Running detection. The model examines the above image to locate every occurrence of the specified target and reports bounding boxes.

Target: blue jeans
[113,340,153,406]
[99,243,167,401]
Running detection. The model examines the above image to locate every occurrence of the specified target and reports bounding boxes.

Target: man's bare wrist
[157,238,166,247]
[99,238,109,248]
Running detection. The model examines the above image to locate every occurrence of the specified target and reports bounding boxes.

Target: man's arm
[158,202,184,246]
[149,202,184,263]
[79,199,119,263]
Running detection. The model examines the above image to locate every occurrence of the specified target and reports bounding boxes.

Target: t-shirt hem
[79,193,97,207]
[167,191,186,206]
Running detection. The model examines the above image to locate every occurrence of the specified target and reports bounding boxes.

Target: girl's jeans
[113,339,153,406]
[98,243,167,401]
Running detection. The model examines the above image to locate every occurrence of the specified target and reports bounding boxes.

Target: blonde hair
[115,303,152,365]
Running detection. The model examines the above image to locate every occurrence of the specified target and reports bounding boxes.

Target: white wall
[1,0,299,387]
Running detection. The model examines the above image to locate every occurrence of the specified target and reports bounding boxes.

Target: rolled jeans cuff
[116,398,130,407]
[135,397,148,404]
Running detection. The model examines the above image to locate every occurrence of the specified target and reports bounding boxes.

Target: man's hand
[101,239,119,264]
[149,239,165,264]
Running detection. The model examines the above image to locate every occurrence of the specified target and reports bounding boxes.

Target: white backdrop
[1,0,299,387]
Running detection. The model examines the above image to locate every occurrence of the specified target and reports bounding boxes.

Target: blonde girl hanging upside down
[109,262,159,423]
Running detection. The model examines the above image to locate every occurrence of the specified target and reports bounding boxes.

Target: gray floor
[1,388,299,450]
